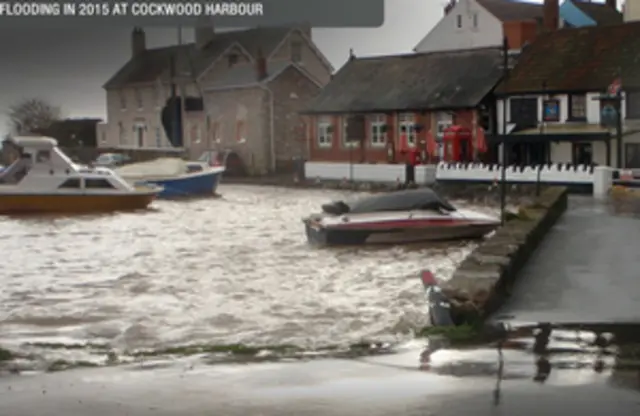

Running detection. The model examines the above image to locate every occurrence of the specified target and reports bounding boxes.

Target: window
[368,114,386,147]
[626,91,640,120]
[191,124,201,144]
[59,178,81,188]
[36,150,50,163]
[152,86,159,108]
[135,89,143,109]
[101,131,107,144]
[317,116,333,148]
[435,112,453,138]
[119,91,126,110]
[472,13,478,28]
[569,94,587,120]
[572,142,593,165]
[456,14,462,28]
[291,41,302,63]
[85,179,115,189]
[236,120,246,143]
[118,122,126,145]
[398,113,417,147]
[228,53,238,67]
[625,143,640,168]
[508,97,538,128]
[155,127,162,147]
[342,118,360,147]
[211,121,220,143]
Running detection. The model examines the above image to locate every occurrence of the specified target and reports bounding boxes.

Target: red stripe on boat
[332,218,479,229]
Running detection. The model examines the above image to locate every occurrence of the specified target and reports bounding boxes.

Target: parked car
[94,153,130,167]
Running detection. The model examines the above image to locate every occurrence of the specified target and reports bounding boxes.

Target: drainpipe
[259,84,276,173]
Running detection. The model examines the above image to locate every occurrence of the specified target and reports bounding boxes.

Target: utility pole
[500,37,509,225]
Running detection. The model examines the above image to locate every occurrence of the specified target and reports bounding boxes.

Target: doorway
[135,125,145,148]
[572,142,593,165]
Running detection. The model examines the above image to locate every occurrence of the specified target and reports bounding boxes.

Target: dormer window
[228,53,238,67]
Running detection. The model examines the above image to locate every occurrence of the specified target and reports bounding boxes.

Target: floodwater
[0,185,493,367]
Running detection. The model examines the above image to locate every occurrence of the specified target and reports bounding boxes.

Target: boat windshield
[347,188,456,214]
[0,153,33,185]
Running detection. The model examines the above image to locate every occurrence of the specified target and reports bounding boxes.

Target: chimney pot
[131,27,146,57]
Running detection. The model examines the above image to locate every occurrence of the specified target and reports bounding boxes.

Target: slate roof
[104,26,292,89]
[203,61,317,91]
[495,21,640,95]
[571,0,622,26]
[302,47,504,114]
[477,0,543,22]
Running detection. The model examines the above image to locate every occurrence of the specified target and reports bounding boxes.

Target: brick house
[494,20,640,168]
[301,47,504,165]
[98,25,333,174]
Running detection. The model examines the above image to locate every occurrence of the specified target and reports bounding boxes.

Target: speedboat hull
[0,190,158,215]
[304,216,498,246]
[142,168,223,198]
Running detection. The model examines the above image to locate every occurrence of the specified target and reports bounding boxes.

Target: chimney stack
[606,0,616,10]
[444,0,456,15]
[131,27,146,57]
[195,17,215,49]
[543,0,559,31]
[256,48,267,80]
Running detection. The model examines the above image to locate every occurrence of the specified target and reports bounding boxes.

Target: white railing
[304,162,437,185]
[435,162,595,184]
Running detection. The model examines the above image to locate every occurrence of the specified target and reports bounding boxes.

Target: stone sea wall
[440,186,569,325]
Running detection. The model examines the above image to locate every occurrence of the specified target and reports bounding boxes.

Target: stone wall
[440,186,569,325]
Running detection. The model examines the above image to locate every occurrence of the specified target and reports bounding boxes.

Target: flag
[476,126,488,154]
[608,77,622,96]
[426,130,437,159]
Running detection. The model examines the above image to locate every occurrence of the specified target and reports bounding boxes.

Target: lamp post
[500,36,509,225]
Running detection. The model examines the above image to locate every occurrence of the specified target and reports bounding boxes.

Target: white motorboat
[0,136,161,214]
[303,188,500,246]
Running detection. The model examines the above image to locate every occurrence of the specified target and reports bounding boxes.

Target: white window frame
[398,113,417,147]
[317,116,333,148]
[342,117,360,148]
[435,112,453,139]
[368,114,386,147]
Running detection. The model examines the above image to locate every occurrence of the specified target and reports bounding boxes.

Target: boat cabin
[0,136,135,192]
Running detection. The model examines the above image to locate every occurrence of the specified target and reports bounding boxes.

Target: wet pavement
[2,325,640,416]
[493,196,640,325]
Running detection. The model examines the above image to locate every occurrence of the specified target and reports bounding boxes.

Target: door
[572,142,593,165]
[136,126,144,147]
[625,143,640,168]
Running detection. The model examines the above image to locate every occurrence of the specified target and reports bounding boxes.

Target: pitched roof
[477,0,543,22]
[495,22,640,94]
[104,26,292,89]
[302,47,504,114]
[204,61,322,91]
[571,0,623,26]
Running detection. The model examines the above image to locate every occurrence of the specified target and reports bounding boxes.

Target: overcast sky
[0,0,620,135]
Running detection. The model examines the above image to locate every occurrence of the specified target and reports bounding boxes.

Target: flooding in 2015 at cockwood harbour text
[0,185,492,369]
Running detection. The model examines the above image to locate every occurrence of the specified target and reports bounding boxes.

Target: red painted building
[301,47,502,164]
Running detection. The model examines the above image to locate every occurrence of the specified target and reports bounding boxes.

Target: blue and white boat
[116,158,225,198]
